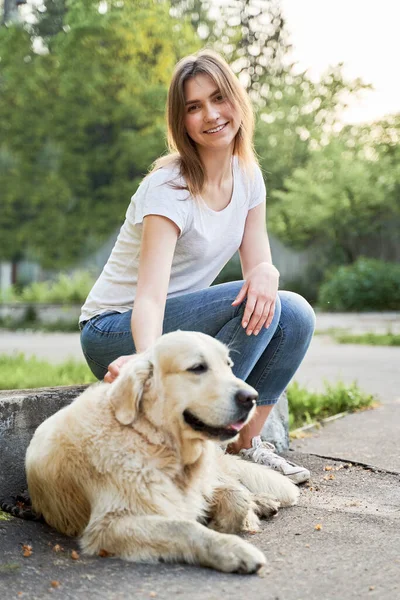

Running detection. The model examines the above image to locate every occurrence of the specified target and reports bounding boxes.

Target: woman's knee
[278,291,316,341]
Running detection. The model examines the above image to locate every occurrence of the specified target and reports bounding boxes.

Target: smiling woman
[79,49,315,484]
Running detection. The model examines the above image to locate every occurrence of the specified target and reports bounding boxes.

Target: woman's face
[183,73,241,152]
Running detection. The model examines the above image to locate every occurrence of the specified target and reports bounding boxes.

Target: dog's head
[107,331,258,443]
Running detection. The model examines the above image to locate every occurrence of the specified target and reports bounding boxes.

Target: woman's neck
[197,145,234,187]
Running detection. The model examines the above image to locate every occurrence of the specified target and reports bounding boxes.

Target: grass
[0,354,96,390]
[0,510,12,521]
[0,355,375,432]
[333,332,400,346]
[0,317,79,333]
[287,380,376,431]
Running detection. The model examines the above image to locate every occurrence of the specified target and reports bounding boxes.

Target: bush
[317,258,400,311]
[0,271,95,305]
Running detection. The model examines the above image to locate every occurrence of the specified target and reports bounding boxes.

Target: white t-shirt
[80,157,266,322]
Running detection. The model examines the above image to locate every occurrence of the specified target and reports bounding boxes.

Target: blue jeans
[80,282,315,406]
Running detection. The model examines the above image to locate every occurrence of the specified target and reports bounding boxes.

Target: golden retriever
[26,331,299,573]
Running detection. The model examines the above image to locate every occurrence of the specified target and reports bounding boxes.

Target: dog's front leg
[81,513,266,574]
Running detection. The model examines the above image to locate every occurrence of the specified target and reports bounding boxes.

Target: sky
[281,0,400,123]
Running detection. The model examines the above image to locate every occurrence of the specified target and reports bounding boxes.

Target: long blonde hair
[151,49,257,197]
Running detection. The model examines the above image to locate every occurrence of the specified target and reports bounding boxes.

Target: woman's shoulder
[130,162,185,206]
[144,160,183,190]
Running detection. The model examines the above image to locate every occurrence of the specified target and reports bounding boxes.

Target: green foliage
[270,135,396,254]
[255,69,368,195]
[333,332,400,346]
[318,258,400,311]
[0,316,79,332]
[172,0,291,92]
[0,271,95,304]
[0,1,198,267]
[0,353,96,389]
[288,380,375,431]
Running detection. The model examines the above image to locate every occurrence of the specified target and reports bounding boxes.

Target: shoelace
[250,441,288,469]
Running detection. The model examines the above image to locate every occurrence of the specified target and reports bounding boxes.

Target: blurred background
[1,0,399,313]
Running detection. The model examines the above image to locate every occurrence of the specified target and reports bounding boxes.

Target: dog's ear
[107,354,153,425]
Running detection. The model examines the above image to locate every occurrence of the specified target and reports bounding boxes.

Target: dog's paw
[253,493,280,518]
[207,534,266,574]
[242,509,261,533]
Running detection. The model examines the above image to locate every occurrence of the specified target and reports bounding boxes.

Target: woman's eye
[187,363,208,374]
[187,104,199,112]
[215,95,225,102]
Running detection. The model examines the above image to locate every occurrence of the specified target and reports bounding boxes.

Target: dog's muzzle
[183,390,257,441]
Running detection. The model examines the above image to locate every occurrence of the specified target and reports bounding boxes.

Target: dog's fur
[26,331,299,573]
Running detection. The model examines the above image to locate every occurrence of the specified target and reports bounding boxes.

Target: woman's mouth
[204,122,229,135]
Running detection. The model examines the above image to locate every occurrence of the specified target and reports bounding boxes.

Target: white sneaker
[239,436,310,485]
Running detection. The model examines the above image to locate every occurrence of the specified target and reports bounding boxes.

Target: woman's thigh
[80,281,246,378]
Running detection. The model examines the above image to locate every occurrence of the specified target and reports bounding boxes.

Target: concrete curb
[0,386,88,499]
[0,385,289,500]
[261,391,289,452]
[290,411,349,438]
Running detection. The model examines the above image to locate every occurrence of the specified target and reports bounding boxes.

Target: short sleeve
[130,169,188,236]
[249,165,266,210]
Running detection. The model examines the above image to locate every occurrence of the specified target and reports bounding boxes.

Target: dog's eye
[187,363,208,374]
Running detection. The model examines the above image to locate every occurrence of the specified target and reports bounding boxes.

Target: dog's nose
[234,389,258,409]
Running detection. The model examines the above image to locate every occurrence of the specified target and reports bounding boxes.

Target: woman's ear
[107,354,153,425]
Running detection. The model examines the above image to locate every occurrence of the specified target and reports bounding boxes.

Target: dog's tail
[0,491,44,521]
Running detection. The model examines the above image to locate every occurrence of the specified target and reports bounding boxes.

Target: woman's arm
[131,214,179,352]
[232,202,279,336]
[104,214,179,382]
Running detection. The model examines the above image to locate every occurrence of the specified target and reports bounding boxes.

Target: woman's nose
[204,104,220,122]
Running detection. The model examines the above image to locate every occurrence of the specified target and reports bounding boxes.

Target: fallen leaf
[369,586,375,591]
[22,544,32,557]
[324,466,333,471]
[52,544,63,553]
[71,550,80,560]
[314,524,322,531]
[149,593,157,598]
[51,581,60,588]
[98,548,114,557]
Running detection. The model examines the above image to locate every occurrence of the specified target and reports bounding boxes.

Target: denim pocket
[87,311,128,336]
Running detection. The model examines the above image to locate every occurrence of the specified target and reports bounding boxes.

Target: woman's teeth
[205,123,227,134]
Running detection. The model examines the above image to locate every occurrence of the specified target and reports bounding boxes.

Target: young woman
[79,50,315,484]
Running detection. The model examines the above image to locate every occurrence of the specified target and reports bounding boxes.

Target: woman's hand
[104,355,136,383]
[231,262,279,335]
